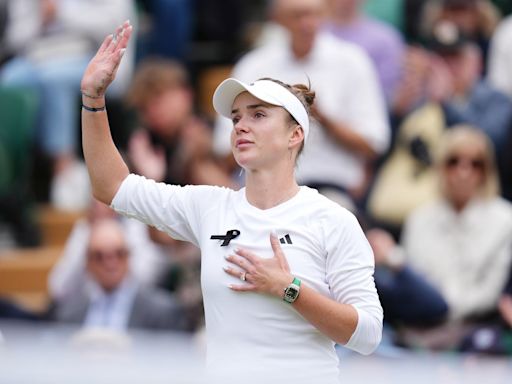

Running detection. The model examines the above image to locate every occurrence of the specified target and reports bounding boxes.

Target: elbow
[356,330,382,356]
[344,309,383,356]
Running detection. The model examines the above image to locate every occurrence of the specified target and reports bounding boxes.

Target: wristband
[82,104,106,112]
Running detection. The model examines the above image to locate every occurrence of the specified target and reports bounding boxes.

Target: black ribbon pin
[210,229,241,246]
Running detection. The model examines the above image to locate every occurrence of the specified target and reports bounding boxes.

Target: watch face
[284,286,299,301]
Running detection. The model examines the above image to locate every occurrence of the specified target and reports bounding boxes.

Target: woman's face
[442,145,486,209]
[230,92,296,171]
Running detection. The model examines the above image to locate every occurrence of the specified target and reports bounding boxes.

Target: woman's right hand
[80,20,133,98]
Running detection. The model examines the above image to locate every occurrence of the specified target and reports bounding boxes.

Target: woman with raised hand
[80,21,382,383]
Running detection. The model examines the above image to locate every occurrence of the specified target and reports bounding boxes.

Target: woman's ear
[289,125,304,150]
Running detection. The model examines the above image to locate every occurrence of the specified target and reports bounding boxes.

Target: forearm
[82,95,129,204]
[291,284,358,345]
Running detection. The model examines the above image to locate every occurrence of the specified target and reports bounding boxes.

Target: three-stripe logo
[279,234,293,244]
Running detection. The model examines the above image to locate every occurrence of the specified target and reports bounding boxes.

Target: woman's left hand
[224,233,294,298]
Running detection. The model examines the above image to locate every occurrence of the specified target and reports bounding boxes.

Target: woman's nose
[234,118,249,133]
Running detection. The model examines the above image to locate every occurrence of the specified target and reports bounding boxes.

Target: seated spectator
[0,0,136,211]
[368,22,512,230]
[126,58,234,188]
[324,0,405,104]
[370,126,512,350]
[50,218,188,331]
[48,199,172,302]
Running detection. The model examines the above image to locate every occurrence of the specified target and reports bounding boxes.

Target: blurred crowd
[1,0,512,358]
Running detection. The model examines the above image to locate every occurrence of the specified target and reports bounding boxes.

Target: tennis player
[80,21,382,383]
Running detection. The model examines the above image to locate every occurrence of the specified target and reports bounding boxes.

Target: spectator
[214,0,389,208]
[368,21,512,230]
[0,0,136,211]
[50,218,188,331]
[48,199,172,302]
[324,0,406,103]
[126,58,234,188]
[392,126,512,350]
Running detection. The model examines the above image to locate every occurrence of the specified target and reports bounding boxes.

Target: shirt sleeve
[324,210,383,355]
[111,174,222,247]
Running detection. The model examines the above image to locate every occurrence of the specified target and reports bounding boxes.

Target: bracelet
[81,91,104,99]
[82,104,106,112]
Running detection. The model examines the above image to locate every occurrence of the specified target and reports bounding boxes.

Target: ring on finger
[240,272,247,282]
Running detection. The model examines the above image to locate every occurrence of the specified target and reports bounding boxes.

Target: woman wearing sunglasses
[369,124,512,349]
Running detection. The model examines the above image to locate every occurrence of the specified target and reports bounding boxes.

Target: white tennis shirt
[111,174,383,383]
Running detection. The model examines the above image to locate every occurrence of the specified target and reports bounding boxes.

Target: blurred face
[140,86,193,137]
[86,221,129,292]
[442,46,481,93]
[442,145,486,209]
[275,0,326,46]
[230,92,297,171]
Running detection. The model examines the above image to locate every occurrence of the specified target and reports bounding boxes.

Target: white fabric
[402,197,512,321]
[213,33,389,189]
[488,16,512,98]
[84,277,138,330]
[213,78,310,139]
[111,174,383,383]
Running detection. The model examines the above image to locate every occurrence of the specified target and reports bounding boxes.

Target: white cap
[213,78,310,140]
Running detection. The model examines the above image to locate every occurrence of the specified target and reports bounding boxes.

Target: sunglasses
[88,248,128,262]
[444,155,485,171]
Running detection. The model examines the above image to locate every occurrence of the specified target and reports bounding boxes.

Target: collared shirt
[84,276,139,330]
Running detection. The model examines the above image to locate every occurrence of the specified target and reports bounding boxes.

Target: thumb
[270,232,290,272]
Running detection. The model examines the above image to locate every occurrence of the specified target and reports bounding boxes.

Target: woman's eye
[232,116,240,124]
[254,112,265,119]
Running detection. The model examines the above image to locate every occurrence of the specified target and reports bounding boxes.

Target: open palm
[81,20,133,98]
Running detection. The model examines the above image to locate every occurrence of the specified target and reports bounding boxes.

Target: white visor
[213,78,310,141]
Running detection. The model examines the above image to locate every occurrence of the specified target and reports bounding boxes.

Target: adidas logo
[279,234,293,244]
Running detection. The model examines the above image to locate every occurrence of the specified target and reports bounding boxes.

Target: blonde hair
[435,124,500,199]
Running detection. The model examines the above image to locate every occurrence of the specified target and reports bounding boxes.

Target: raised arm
[80,21,133,205]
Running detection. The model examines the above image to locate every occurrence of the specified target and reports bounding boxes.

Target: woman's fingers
[223,266,245,280]
[98,33,114,55]
[106,24,124,53]
[225,254,255,274]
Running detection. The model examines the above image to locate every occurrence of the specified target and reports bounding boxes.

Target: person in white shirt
[368,125,512,349]
[79,21,382,383]
[214,0,389,207]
